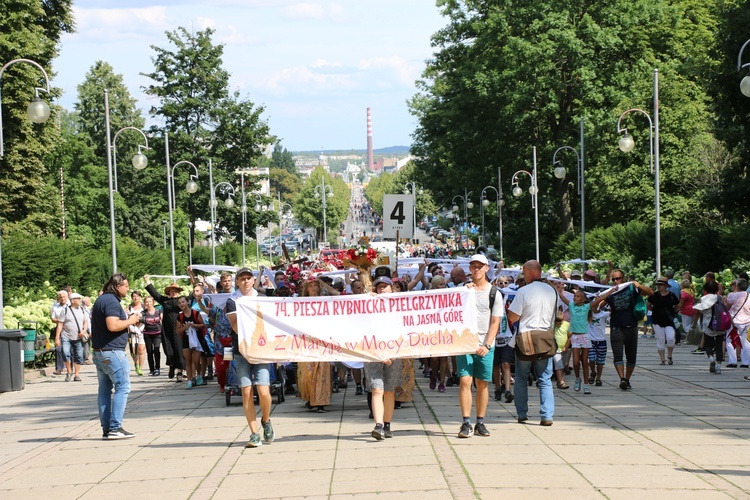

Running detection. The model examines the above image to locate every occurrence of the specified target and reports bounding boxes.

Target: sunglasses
[612,276,624,281]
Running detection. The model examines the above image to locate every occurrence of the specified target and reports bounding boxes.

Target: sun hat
[164,283,183,294]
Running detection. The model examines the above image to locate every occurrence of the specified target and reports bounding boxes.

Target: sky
[54,0,447,152]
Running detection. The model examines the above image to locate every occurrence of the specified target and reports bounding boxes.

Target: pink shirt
[680,291,695,316]
[726,291,750,325]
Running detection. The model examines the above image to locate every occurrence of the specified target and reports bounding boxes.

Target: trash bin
[19,321,37,363]
[0,329,25,392]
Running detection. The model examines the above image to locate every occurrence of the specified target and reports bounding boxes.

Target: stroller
[225,360,287,406]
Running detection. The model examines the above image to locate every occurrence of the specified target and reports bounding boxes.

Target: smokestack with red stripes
[366,107,373,171]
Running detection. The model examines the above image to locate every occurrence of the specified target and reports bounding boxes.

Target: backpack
[211,306,233,340]
[709,300,732,331]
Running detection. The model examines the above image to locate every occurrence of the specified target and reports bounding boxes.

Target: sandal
[668,358,673,365]
[556,381,569,389]
[744,375,750,381]
[176,373,184,382]
[660,360,666,365]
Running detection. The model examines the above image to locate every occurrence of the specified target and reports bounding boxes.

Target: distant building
[235,167,270,195]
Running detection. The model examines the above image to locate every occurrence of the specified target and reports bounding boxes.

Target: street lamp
[0,58,52,327]
[162,220,167,249]
[164,132,199,277]
[314,177,334,246]
[404,181,423,243]
[451,189,473,250]
[105,89,150,273]
[244,193,267,267]
[616,68,660,276]
[738,39,750,97]
[512,147,540,262]
[187,221,193,266]
[481,172,505,260]
[209,180,235,265]
[552,117,585,261]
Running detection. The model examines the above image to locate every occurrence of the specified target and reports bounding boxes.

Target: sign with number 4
[383,194,413,239]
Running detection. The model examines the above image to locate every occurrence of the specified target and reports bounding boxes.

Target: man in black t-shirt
[92,273,142,440]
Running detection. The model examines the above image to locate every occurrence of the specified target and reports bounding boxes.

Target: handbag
[634,291,647,322]
[514,282,557,361]
[685,321,702,345]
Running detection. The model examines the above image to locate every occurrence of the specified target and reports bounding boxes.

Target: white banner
[236,288,479,363]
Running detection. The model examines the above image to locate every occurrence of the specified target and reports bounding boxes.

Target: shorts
[493,345,514,366]
[456,349,494,381]
[588,340,607,365]
[365,360,403,391]
[570,333,591,349]
[130,331,144,345]
[234,355,270,388]
[553,351,564,371]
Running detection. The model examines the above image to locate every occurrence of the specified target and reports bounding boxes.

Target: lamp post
[244,193,267,267]
[451,189,473,250]
[0,58,52,327]
[209,179,235,265]
[187,221,193,266]
[404,181,422,243]
[512,147,540,262]
[314,177,334,246]
[481,177,505,260]
[164,133,199,277]
[162,220,167,249]
[552,117,585,261]
[105,90,149,273]
[616,68,660,276]
[738,39,750,97]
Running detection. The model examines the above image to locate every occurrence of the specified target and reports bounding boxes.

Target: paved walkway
[2,339,750,499]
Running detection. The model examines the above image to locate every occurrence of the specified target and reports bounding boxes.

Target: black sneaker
[458,422,474,438]
[692,347,705,355]
[107,428,135,440]
[474,422,490,437]
[371,426,385,440]
[355,385,363,395]
[505,390,514,403]
[102,430,109,440]
[494,388,503,401]
[384,428,393,438]
[619,379,628,390]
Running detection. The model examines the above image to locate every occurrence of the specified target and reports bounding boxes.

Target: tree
[294,168,350,244]
[410,0,719,263]
[142,27,273,253]
[0,0,74,235]
[271,143,297,175]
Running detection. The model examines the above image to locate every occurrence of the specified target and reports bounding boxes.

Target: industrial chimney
[366,107,373,171]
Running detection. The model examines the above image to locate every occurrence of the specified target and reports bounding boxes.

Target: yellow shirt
[554,320,570,351]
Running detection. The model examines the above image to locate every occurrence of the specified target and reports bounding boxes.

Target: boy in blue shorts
[457,255,504,438]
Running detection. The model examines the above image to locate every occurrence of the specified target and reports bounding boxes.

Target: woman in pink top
[678,279,697,333]
[725,279,750,372]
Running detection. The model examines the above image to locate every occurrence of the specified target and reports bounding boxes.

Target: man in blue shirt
[92,273,142,440]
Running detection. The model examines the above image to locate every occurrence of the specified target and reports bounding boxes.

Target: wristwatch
[483,344,493,350]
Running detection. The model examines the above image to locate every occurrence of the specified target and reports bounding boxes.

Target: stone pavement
[2,339,750,499]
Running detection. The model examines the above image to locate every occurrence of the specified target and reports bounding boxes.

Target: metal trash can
[19,321,37,363]
[0,329,25,392]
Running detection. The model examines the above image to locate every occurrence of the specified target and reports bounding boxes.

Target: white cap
[69,292,83,299]
[469,254,488,266]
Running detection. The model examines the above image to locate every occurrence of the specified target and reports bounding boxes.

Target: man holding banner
[226,267,275,448]
[457,254,503,438]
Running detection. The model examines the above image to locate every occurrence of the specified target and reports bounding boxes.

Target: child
[588,301,610,386]
[557,287,593,394]
[552,308,570,389]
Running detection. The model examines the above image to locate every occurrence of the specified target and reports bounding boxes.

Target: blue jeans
[61,338,83,365]
[513,356,554,421]
[93,350,131,431]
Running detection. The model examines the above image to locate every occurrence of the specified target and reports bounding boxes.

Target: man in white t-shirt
[456,254,503,438]
[507,260,558,426]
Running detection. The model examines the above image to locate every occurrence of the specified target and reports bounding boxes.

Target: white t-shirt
[588,309,609,341]
[507,281,558,332]
[474,286,505,345]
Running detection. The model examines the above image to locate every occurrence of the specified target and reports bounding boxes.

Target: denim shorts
[365,359,403,392]
[234,355,270,388]
[493,345,514,366]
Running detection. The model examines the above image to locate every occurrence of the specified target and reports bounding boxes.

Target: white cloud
[358,56,419,86]
[72,6,169,40]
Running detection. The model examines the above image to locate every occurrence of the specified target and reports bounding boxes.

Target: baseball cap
[373,276,394,287]
[569,269,582,278]
[69,292,82,299]
[236,267,254,278]
[469,254,488,266]
[584,269,597,278]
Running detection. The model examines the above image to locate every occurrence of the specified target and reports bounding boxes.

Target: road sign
[382,194,413,239]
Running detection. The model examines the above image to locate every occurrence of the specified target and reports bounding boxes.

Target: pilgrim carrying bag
[514,283,557,361]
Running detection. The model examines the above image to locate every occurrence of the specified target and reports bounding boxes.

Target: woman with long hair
[296,277,331,412]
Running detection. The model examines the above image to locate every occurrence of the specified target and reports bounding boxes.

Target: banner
[236,288,479,363]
